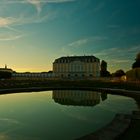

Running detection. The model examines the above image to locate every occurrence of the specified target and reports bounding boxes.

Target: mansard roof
[54,55,100,63]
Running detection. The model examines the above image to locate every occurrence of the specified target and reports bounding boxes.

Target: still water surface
[0,90,138,140]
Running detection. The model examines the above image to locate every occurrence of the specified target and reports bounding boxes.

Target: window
[82,74,85,77]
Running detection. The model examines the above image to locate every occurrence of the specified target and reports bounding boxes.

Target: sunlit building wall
[53,56,100,78]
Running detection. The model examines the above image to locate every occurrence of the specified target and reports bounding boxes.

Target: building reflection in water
[52,90,107,107]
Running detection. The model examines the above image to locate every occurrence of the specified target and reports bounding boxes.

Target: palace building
[53,55,100,78]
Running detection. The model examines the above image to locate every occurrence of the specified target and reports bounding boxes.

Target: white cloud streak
[0,0,77,15]
[0,0,76,26]
[65,36,108,48]
[0,0,78,41]
[0,0,76,3]
[26,0,75,14]
[0,12,55,29]
[61,36,108,54]
[108,59,131,64]
[0,33,23,41]
[94,46,140,57]
[0,17,17,27]
[27,0,43,14]
[67,38,90,48]
[0,17,25,41]
[46,0,75,3]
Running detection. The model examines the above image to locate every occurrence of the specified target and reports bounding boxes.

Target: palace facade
[53,56,100,78]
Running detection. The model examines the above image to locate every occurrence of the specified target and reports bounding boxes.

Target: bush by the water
[0,71,12,79]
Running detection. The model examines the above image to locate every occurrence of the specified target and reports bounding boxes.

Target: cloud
[0,33,23,41]
[66,36,108,48]
[0,0,79,41]
[109,59,131,64]
[96,46,140,57]
[0,0,77,15]
[0,0,76,4]
[0,0,45,14]
[0,17,24,40]
[61,38,90,54]
[127,45,140,52]
[0,0,78,26]
[46,0,75,3]
[0,0,72,27]
[0,14,51,30]
[26,0,43,14]
[61,36,108,55]
[0,17,17,27]
[67,38,89,48]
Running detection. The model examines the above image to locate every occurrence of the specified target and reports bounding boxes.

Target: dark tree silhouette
[113,69,125,77]
[100,60,110,77]
[101,60,107,71]
[0,71,12,79]
[132,52,140,69]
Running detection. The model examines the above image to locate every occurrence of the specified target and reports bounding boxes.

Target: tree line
[100,52,140,77]
[0,71,12,79]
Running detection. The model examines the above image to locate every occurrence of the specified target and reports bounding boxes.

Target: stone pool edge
[76,110,140,140]
[0,87,140,95]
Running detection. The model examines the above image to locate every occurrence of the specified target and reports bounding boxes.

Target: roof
[54,55,100,63]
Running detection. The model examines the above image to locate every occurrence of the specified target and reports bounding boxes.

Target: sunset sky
[0,0,140,72]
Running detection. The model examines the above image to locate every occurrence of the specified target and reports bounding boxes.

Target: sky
[0,0,140,73]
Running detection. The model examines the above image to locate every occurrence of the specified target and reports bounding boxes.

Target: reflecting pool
[0,90,138,140]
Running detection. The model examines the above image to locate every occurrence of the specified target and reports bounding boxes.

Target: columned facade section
[53,56,100,79]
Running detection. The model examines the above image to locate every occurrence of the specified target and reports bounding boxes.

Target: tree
[101,60,107,71]
[113,69,125,77]
[100,60,110,77]
[132,52,140,68]
[0,71,12,79]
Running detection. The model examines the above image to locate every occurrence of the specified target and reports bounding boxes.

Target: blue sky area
[0,0,140,72]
